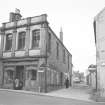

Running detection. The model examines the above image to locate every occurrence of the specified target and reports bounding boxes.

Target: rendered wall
[95,8,105,97]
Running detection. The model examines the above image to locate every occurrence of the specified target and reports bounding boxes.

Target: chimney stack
[9,8,22,22]
[60,27,63,43]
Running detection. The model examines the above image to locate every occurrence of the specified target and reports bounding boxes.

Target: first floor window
[68,55,69,69]
[18,31,26,50]
[5,34,12,51]
[48,33,51,53]
[63,49,66,63]
[32,30,40,48]
[56,42,59,59]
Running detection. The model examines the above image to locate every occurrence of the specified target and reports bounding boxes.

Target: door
[15,66,24,81]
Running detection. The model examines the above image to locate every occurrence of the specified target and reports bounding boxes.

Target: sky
[0,0,105,72]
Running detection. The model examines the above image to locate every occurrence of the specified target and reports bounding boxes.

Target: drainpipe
[96,66,97,91]
[45,43,47,93]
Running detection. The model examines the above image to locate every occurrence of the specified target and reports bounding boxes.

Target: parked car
[73,78,81,83]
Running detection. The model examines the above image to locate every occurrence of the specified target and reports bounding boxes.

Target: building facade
[87,64,96,89]
[94,7,105,97]
[0,10,72,92]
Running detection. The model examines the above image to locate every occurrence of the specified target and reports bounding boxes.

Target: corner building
[94,7,105,97]
[0,10,72,92]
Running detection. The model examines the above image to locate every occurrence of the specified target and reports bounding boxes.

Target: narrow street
[0,83,104,105]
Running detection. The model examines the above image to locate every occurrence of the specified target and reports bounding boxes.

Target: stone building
[0,9,72,92]
[94,7,105,97]
[87,64,96,89]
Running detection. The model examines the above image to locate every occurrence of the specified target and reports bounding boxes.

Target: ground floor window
[5,70,14,83]
[51,70,54,84]
[60,72,63,85]
[28,70,37,80]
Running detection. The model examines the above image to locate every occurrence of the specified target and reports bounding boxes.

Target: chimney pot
[9,9,22,22]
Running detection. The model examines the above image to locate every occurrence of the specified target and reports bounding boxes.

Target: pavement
[0,83,105,105]
[46,83,93,102]
[0,89,105,105]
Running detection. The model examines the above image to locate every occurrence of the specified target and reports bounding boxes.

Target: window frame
[18,31,26,50]
[5,33,13,51]
[48,33,51,53]
[28,70,37,80]
[68,55,69,69]
[31,29,40,49]
[63,49,66,63]
[56,42,59,59]
[6,70,14,83]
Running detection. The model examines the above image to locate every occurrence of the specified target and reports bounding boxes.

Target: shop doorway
[15,66,24,81]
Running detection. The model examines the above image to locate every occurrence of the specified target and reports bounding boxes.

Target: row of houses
[0,9,72,92]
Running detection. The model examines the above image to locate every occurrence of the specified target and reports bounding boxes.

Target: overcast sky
[0,0,105,72]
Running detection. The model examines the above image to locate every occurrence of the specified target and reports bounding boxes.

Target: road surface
[0,90,104,105]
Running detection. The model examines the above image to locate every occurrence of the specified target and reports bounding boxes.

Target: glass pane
[18,32,26,50]
[5,34,12,51]
[32,30,40,48]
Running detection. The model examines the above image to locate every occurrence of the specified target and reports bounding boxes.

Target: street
[46,82,92,101]
[0,89,104,105]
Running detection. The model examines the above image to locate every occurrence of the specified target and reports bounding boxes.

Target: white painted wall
[95,8,105,97]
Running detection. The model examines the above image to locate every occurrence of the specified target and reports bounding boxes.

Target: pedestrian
[14,78,20,90]
[65,78,69,88]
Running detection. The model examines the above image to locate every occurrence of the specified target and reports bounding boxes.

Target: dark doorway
[60,72,63,86]
[15,66,24,81]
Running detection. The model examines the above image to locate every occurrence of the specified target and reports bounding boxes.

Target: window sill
[29,47,40,50]
[3,50,12,53]
[15,49,26,51]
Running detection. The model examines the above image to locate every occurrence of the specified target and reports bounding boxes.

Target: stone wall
[95,8,105,97]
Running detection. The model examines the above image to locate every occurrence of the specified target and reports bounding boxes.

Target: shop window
[6,70,13,83]
[5,34,12,51]
[32,29,40,48]
[28,70,37,80]
[18,31,26,50]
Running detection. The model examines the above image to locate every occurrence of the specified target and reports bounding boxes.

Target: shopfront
[3,60,39,91]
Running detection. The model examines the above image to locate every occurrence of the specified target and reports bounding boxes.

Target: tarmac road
[0,90,105,105]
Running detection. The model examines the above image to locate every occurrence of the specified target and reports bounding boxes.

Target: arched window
[5,33,12,51]
[18,31,26,50]
[32,29,40,48]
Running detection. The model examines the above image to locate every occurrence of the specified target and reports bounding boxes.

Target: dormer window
[18,31,26,50]
[32,29,40,48]
[5,34,12,51]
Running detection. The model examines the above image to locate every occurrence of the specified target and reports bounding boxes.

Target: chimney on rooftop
[9,8,22,22]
